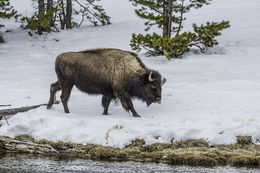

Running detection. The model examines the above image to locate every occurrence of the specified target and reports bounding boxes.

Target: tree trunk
[47,0,53,11]
[162,0,172,38]
[47,0,54,26]
[38,0,45,15]
[176,0,184,36]
[66,0,72,29]
[59,0,66,29]
[38,0,45,34]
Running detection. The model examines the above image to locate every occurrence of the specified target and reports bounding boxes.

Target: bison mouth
[153,97,162,104]
[154,100,161,104]
[146,98,161,106]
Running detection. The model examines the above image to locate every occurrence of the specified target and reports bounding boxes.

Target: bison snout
[155,97,161,104]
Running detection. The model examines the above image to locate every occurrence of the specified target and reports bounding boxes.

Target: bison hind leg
[60,82,73,113]
[47,81,61,109]
[102,95,113,115]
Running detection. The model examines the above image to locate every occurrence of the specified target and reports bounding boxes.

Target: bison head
[142,71,166,106]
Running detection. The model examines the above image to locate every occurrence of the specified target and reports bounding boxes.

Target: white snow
[0,0,260,148]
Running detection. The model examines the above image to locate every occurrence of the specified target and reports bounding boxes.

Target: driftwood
[0,101,60,125]
[0,104,11,107]
[0,104,47,119]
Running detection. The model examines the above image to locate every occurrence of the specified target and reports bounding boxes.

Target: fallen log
[0,104,11,107]
[0,100,60,120]
[0,104,47,119]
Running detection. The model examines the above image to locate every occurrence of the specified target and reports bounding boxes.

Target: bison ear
[161,77,166,86]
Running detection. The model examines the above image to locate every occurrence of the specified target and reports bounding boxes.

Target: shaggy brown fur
[47,48,166,117]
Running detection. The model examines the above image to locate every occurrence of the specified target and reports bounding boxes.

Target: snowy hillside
[0,0,260,148]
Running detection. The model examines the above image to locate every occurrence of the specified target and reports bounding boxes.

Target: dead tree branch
[0,104,47,119]
[0,104,11,107]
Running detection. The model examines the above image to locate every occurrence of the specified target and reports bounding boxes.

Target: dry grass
[1,135,259,168]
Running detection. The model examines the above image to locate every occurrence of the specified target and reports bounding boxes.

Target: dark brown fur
[47,48,166,117]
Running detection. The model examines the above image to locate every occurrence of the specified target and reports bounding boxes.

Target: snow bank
[0,0,260,148]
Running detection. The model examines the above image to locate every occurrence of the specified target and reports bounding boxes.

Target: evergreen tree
[21,0,57,35]
[0,0,17,42]
[130,0,230,59]
[21,0,111,35]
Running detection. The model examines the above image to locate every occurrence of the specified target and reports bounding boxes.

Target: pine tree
[130,0,230,59]
[0,0,17,42]
[21,0,111,35]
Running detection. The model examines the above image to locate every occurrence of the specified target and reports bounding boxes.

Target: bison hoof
[133,114,141,118]
[46,104,52,109]
[103,112,108,115]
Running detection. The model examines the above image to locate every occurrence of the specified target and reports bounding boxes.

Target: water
[0,154,259,173]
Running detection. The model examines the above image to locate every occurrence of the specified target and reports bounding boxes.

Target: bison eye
[151,85,156,89]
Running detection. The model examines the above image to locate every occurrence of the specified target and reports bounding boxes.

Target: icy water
[0,155,259,173]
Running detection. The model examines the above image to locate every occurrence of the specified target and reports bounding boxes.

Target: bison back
[55,49,146,94]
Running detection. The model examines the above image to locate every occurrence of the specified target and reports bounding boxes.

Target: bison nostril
[156,97,161,101]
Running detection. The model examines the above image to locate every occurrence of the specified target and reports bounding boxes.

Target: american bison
[47,48,166,117]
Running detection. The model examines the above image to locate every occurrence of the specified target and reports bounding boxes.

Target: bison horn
[148,71,154,82]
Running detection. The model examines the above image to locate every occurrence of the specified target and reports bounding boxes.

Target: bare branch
[0,104,11,107]
[0,104,47,119]
[74,0,105,24]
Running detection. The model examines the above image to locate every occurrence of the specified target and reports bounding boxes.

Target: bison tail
[55,61,65,82]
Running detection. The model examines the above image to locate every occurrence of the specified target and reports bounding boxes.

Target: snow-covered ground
[0,0,260,148]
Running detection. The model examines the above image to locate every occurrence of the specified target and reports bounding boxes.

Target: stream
[0,154,259,173]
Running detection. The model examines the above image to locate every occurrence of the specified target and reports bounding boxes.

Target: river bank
[0,135,259,168]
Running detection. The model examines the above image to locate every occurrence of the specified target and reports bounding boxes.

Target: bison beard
[47,48,166,117]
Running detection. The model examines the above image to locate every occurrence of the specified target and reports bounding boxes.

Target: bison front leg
[60,82,73,113]
[117,92,140,117]
[47,81,61,109]
[102,95,112,115]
